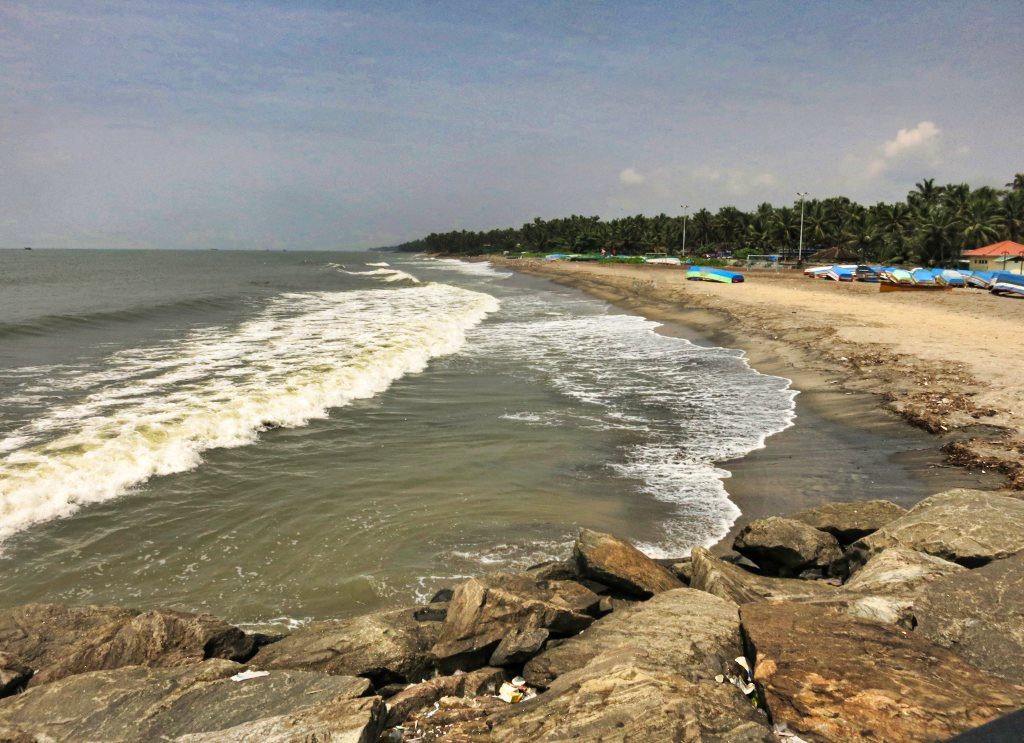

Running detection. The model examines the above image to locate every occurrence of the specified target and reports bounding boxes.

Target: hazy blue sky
[2,1,1022,250]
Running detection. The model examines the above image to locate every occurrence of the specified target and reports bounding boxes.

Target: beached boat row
[805,264,1024,298]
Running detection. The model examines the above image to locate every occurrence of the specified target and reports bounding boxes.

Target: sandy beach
[495,259,1024,507]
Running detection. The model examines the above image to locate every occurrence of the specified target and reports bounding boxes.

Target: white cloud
[619,167,646,185]
[867,121,943,177]
[883,121,940,158]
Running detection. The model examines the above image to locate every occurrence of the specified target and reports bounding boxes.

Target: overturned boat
[686,266,745,283]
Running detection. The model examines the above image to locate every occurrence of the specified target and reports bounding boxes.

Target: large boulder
[251,606,442,686]
[0,659,378,741]
[523,587,741,689]
[733,517,843,577]
[741,602,1024,742]
[913,551,1024,684]
[838,489,1024,575]
[843,547,966,595]
[790,499,907,544]
[430,573,598,666]
[573,528,683,598]
[766,549,968,629]
[487,655,772,742]
[0,604,262,688]
[689,547,834,605]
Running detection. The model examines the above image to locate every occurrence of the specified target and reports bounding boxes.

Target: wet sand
[493,258,1008,551]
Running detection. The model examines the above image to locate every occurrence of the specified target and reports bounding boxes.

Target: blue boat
[991,272,1024,297]
[686,266,745,283]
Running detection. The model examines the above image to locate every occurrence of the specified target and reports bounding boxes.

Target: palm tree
[1005,174,1024,192]
[999,190,1024,242]
[910,178,941,209]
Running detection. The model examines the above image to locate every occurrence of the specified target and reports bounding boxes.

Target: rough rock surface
[0,659,374,741]
[384,667,505,727]
[913,550,1024,684]
[488,655,771,742]
[573,528,683,598]
[489,627,548,667]
[689,546,834,605]
[843,547,966,595]
[176,696,385,742]
[741,602,1024,742]
[0,603,261,688]
[0,653,31,698]
[430,574,598,664]
[839,489,1024,574]
[252,606,442,685]
[790,499,907,544]
[733,517,843,577]
[523,587,741,688]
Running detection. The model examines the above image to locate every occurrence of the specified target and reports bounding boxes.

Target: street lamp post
[796,192,808,264]
[680,204,689,256]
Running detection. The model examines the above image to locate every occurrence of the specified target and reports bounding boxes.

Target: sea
[0,250,796,630]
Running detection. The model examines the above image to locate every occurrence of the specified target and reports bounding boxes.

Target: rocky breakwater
[0,489,1022,741]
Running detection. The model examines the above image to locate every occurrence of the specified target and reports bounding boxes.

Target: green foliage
[386,175,1022,267]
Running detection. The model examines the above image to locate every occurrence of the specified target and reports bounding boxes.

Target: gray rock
[914,551,1024,684]
[489,627,549,666]
[843,547,966,595]
[838,489,1024,575]
[0,653,31,698]
[0,659,373,741]
[0,603,261,688]
[790,499,907,544]
[689,546,834,605]
[383,666,505,727]
[487,655,771,742]
[573,528,683,598]
[252,606,442,686]
[733,517,843,577]
[175,696,385,742]
[523,587,741,689]
[742,602,1024,743]
[430,573,598,665]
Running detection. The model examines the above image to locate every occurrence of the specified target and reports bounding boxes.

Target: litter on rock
[229,670,270,682]
[497,676,536,704]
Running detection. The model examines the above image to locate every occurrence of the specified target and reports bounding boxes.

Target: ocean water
[0,250,795,628]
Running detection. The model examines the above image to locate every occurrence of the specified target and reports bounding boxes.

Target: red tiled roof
[961,241,1024,257]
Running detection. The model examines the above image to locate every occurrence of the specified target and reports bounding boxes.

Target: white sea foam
[464,296,797,555]
[342,267,420,283]
[414,258,512,279]
[365,261,390,267]
[0,284,499,544]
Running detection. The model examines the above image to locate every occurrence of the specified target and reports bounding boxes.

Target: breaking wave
[0,284,499,544]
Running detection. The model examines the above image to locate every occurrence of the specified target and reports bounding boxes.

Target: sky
[1,1,1022,250]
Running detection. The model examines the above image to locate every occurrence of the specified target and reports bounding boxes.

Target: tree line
[389,174,1024,265]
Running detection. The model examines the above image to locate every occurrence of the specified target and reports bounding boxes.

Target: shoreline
[490,256,1011,547]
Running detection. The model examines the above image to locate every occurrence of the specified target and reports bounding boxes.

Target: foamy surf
[464,297,797,555]
[341,267,420,283]
[0,284,499,545]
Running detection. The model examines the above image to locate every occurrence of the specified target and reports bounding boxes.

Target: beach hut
[960,241,1024,273]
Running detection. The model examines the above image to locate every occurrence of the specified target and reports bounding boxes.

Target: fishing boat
[991,272,1024,297]
[642,253,683,266]
[686,266,744,283]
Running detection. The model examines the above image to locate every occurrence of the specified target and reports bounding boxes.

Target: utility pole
[796,192,808,265]
[680,204,689,256]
